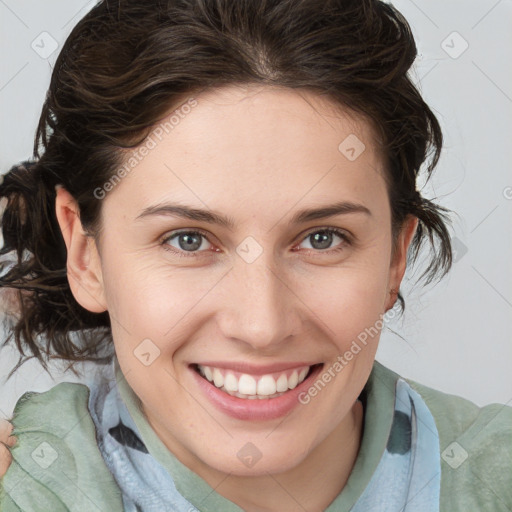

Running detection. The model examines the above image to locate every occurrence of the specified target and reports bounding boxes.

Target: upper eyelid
[162,226,350,249]
[162,228,214,244]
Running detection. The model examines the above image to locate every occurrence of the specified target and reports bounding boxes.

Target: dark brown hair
[0,0,453,378]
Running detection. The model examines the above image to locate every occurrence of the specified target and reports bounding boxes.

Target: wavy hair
[0,0,453,379]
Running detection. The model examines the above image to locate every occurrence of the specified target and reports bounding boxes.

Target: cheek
[101,229,392,348]
[304,259,391,349]
[101,254,213,350]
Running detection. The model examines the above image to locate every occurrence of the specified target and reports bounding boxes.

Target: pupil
[180,233,201,251]
[312,231,331,250]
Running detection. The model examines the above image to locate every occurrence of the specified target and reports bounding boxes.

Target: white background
[1,0,511,418]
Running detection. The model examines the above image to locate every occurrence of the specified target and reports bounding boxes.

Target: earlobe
[55,186,107,313]
[385,215,418,311]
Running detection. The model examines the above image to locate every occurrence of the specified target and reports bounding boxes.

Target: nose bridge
[218,249,299,349]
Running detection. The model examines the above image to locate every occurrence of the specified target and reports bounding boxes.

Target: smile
[190,362,324,420]
[196,364,312,399]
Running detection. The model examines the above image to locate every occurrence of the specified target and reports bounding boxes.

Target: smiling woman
[0,1,511,511]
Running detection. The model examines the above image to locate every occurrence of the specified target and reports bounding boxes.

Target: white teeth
[257,375,277,396]
[203,366,213,382]
[238,374,257,395]
[276,374,288,392]
[197,364,313,399]
[224,372,238,392]
[212,368,224,388]
[288,370,299,389]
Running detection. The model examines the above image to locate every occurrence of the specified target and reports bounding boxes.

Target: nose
[216,254,302,351]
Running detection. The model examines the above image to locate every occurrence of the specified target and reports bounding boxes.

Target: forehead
[104,84,388,222]
[165,84,383,155]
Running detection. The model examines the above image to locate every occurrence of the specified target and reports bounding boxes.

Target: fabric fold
[86,358,441,511]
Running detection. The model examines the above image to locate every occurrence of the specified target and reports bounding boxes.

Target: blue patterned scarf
[86,360,441,511]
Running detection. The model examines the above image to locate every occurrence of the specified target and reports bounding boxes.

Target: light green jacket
[1,360,511,511]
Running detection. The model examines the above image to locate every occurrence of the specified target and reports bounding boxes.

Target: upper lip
[191,361,321,375]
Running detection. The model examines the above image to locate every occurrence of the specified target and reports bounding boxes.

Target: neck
[172,400,364,512]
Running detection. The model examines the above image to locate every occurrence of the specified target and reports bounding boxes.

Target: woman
[0,0,511,511]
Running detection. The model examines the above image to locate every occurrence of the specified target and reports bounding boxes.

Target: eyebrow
[135,201,371,229]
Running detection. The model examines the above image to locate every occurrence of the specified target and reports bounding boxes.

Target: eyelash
[160,227,352,258]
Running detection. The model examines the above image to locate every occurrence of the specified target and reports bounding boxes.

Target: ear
[385,214,418,311]
[55,186,107,313]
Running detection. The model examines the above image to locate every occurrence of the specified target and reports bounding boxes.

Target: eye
[160,227,351,258]
[296,228,351,254]
[161,229,215,257]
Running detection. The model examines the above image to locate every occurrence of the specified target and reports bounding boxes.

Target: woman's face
[68,85,416,478]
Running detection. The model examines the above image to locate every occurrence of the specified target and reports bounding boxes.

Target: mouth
[189,361,324,420]
[192,363,319,400]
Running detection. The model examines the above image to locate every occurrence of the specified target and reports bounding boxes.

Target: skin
[0,419,16,477]
[54,84,418,512]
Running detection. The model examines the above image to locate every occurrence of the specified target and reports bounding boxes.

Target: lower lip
[190,364,324,421]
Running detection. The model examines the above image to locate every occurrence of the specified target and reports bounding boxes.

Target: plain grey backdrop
[1,0,511,418]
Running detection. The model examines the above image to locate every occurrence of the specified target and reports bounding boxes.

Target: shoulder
[406,377,512,511]
[0,382,123,511]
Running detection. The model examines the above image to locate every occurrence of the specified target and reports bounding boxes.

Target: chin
[192,437,313,477]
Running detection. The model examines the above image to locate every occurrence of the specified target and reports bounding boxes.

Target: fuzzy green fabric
[1,360,511,511]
